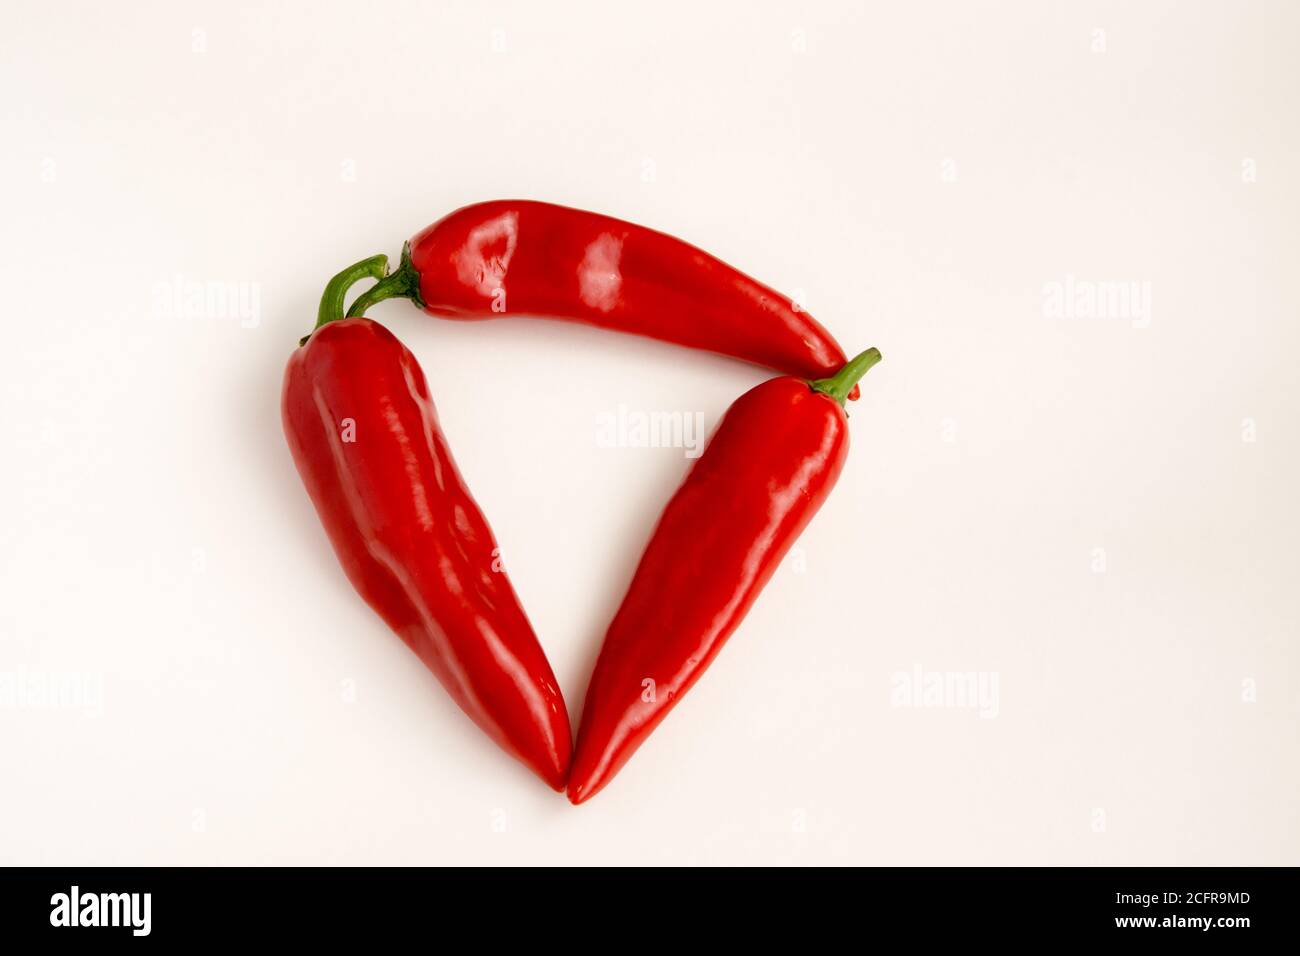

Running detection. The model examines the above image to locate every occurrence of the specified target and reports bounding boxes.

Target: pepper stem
[302,254,389,345]
[346,241,422,318]
[809,347,882,406]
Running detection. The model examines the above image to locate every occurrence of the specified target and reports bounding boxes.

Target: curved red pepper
[567,348,881,804]
[345,200,859,399]
[283,265,571,788]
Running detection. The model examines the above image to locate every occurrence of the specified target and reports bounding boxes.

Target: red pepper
[344,200,860,399]
[283,258,571,789]
[566,347,881,804]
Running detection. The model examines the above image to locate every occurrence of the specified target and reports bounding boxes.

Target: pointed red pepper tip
[540,760,569,793]
[564,752,605,805]
[566,781,594,806]
[522,730,571,792]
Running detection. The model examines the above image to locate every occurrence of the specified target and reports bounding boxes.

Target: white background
[2,1,1296,865]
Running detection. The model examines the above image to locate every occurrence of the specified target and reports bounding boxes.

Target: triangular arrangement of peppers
[283,201,881,803]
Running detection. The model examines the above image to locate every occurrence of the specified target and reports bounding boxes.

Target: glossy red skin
[567,376,850,804]
[408,200,858,396]
[282,318,571,789]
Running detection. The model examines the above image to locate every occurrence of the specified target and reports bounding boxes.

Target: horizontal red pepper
[343,200,859,399]
[283,259,571,789]
[567,347,881,804]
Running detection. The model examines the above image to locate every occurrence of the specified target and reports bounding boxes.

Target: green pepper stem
[346,241,422,318]
[303,254,389,345]
[809,347,882,406]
